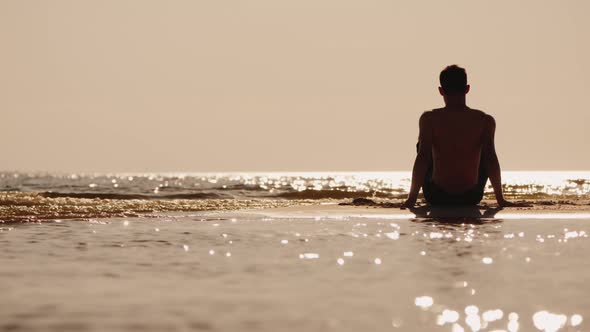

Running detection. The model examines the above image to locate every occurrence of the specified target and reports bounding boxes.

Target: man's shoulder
[421,109,440,118]
[470,108,495,121]
[469,109,496,131]
[419,110,435,123]
[418,111,435,130]
[468,107,487,115]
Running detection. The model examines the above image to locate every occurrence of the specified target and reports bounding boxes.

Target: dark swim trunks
[417,142,488,206]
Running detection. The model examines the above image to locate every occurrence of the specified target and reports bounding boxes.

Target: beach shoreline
[2,191,590,223]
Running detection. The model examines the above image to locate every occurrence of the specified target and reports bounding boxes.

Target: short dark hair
[439,65,468,95]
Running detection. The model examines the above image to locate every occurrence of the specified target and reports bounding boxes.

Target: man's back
[403,64,519,208]
[425,107,490,193]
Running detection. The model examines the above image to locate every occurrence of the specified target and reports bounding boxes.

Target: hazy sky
[2,1,589,172]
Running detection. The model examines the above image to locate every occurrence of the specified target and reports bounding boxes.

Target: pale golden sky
[1,1,589,172]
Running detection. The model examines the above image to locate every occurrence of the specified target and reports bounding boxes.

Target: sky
[1,0,589,172]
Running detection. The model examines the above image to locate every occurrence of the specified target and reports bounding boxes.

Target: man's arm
[482,115,523,207]
[402,112,433,208]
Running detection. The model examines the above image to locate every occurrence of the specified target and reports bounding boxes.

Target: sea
[1,171,589,331]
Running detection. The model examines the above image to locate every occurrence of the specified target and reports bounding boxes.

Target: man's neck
[443,95,467,109]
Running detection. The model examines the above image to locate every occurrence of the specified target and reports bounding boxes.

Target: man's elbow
[416,151,432,164]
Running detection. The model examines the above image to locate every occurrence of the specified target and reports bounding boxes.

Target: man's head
[439,65,469,96]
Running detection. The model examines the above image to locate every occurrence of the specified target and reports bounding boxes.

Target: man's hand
[400,197,417,209]
[498,199,532,208]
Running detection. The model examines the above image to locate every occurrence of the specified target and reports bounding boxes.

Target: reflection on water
[414,296,584,331]
[402,209,588,332]
[1,171,589,200]
[409,205,503,222]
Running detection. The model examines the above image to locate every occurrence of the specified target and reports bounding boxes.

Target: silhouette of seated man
[403,65,520,208]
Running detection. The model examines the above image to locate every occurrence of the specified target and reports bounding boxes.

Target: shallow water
[1,212,588,331]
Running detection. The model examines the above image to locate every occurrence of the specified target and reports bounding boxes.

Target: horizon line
[2,170,590,176]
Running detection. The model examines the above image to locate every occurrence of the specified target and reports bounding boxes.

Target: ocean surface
[1,171,589,331]
[1,171,589,222]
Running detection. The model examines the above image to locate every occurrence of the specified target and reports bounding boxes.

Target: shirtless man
[402,65,519,208]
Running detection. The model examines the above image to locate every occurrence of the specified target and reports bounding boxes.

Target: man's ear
[465,85,470,94]
[438,87,445,96]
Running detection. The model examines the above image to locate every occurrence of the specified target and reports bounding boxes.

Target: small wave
[275,189,405,200]
[214,184,268,191]
[0,192,312,223]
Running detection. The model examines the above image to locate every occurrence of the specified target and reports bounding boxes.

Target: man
[402,65,520,208]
